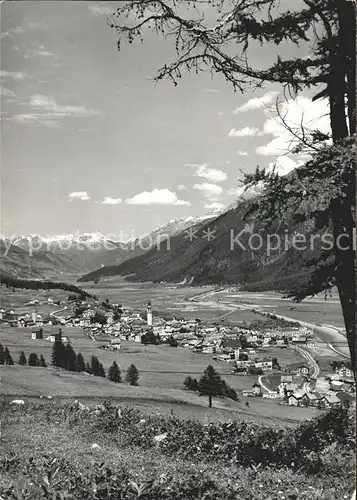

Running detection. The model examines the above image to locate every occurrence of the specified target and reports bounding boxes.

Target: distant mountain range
[0,214,218,280]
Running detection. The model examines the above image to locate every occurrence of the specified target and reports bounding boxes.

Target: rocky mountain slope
[0,240,84,279]
[78,203,323,293]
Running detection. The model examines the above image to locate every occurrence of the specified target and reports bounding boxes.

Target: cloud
[68,191,90,201]
[26,21,51,31]
[125,189,191,206]
[88,4,115,16]
[266,156,304,176]
[228,127,261,137]
[101,197,122,205]
[0,87,15,97]
[0,26,25,40]
[186,163,227,183]
[1,19,51,41]
[0,70,28,80]
[227,183,264,201]
[193,183,223,201]
[233,91,279,114]
[177,184,187,191]
[236,150,248,156]
[10,114,61,128]
[204,202,225,212]
[8,95,104,127]
[24,45,56,58]
[202,88,219,93]
[256,96,330,156]
[68,192,90,201]
[29,95,103,118]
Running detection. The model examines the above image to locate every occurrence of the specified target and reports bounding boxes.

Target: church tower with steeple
[147,301,152,327]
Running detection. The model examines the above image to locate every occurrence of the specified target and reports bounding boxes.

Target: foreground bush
[0,401,355,499]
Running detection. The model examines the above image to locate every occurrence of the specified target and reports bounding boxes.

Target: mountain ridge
[78,201,323,295]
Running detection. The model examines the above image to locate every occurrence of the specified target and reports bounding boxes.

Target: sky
[1,1,330,239]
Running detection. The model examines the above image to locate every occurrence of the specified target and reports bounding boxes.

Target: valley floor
[0,282,348,427]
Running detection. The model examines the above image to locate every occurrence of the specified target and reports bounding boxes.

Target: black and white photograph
[0,0,356,498]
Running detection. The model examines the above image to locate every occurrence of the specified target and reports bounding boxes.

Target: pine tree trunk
[208,395,212,408]
[328,1,356,375]
[337,0,356,135]
[328,0,353,141]
[331,200,356,375]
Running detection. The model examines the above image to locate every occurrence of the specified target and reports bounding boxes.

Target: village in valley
[1,287,354,411]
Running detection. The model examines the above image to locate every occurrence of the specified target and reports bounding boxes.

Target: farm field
[0,287,69,314]
[80,281,345,331]
[217,290,345,329]
[259,373,282,392]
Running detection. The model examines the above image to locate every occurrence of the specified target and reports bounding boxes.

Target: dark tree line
[51,341,106,376]
[0,341,140,386]
[0,275,92,299]
[0,344,47,367]
[0,343,14,365]
[51,341,140,384]
[107,362,140,385]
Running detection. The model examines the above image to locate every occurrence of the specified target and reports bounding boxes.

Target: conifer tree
[108,361,121,383]
[0,343,4,365]
[3,347,14,365]
[64,344,77,372]
[76,353,86,372]
[98,362,106,378]
[18,351,27,366]
[39,355,47,367]
[198,365,224,408]
[125,364,139,386]
[90,356,105,376]
[85,362,93,375]
[51,340,66,368]
[183,376,198,391]
[28,353,40,367]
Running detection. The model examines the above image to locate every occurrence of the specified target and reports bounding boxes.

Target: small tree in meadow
[18,351,27,366]
[0,343,4,365]
[28,353,40,367]
[90,356,106,377]
[183,376,198,392]
[76,353,86,372]
[125,364,139,386]
[51,340,66,368]
[64,344,77,372]
[39,355,47,367]
[3,347,14,365]
[85,362,93,375]
[108,361,122,383]
[97,362,106,378]
[198,365,224,408]
[90,355,100,375]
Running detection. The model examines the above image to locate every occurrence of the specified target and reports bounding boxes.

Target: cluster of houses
[0,296,64,329]
[241,364,355,410]
[1,296,311,373]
